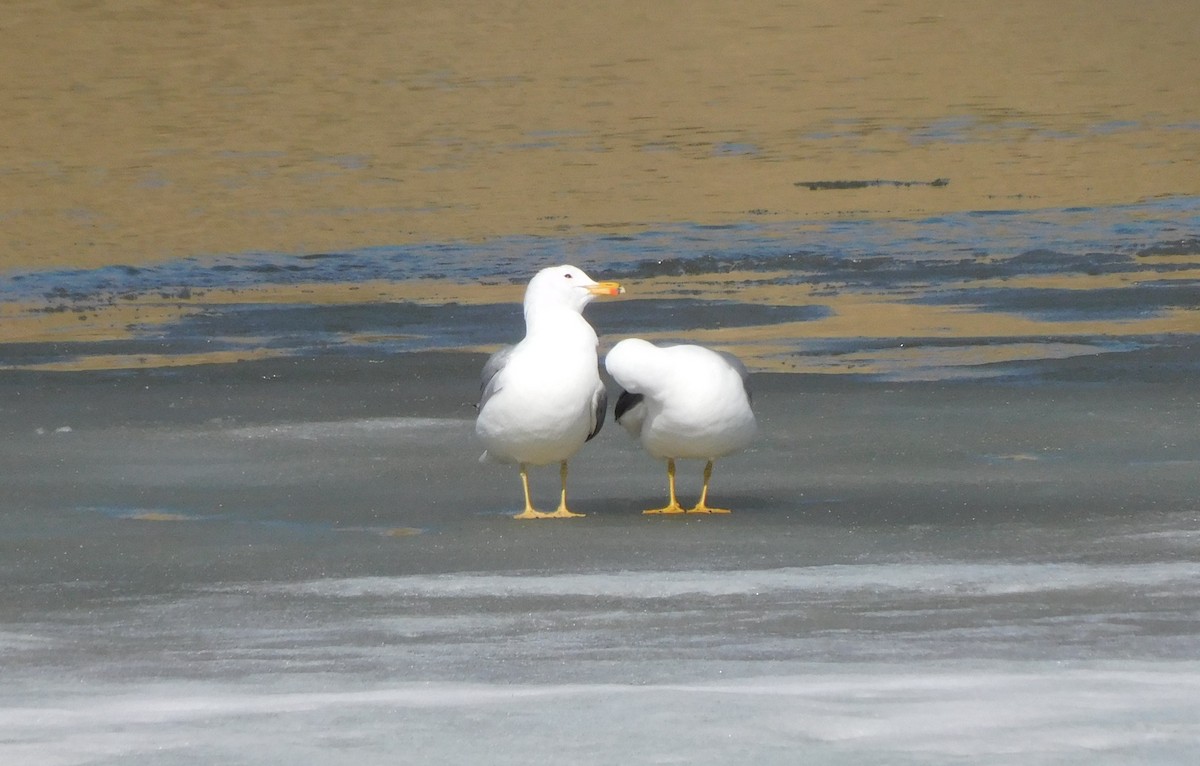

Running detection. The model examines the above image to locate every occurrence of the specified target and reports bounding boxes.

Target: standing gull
[476,265,623,519]
[605,339,757,514]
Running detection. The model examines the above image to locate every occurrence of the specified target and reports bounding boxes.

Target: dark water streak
[3,198,1198,302]
[1,198,1197,380]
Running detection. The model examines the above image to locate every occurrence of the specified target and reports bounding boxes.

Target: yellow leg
[644,458,686,514]
[688,460,731,514]
[512,463,552,519]
[545,460,585,518]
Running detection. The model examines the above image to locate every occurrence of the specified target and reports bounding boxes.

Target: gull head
[524,264,623,315]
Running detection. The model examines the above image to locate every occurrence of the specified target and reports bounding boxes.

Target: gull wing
[716,350,753,403]
[477,345,514,411]
[613,389,646,438]
[586,381,608,442]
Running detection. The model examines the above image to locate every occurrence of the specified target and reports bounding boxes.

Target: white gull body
[605,338,757,514]
[475,265,622,519]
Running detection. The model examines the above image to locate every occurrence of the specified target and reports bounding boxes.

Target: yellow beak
[588,281,624,297]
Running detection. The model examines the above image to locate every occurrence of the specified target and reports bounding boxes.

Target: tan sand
[2,0,1199,272]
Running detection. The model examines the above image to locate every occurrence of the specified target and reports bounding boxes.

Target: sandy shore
[2,0,1199,270]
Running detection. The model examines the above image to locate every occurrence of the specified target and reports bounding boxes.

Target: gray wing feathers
[587,382,607,441]
[478,345,514,411]
[613,389,646,438]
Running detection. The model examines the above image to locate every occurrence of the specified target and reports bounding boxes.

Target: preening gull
[475,265,623,519]
[605,339,757,514]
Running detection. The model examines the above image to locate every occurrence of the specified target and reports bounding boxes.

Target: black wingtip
[586,386,608,442]
[614,390,644,422]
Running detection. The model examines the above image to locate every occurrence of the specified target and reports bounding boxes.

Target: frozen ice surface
[2,354,1198,764]
[3,667,1199,765]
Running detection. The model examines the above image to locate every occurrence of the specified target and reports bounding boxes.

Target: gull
[605,339,757,514]
[476,265,623,519]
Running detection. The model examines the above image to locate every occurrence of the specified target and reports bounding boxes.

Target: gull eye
[563,273,573,279]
